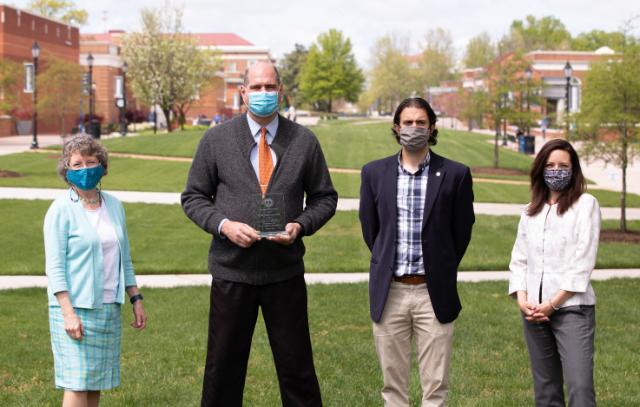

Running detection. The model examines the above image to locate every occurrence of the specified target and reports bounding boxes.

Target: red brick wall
[0,5,79,135]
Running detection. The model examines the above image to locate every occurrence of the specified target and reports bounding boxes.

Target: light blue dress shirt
[247,114,279,176]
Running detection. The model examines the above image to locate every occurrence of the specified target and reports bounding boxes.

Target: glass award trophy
[251,193,287,238]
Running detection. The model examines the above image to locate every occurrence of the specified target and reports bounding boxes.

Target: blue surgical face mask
[66,165,104,191]
[248,91,279,117]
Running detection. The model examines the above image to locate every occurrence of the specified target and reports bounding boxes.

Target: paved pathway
[2,187,639,219]
[0,135,61,156]
[2,269,639,290]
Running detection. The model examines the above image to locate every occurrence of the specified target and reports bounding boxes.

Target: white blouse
[508,193,601,307]
[85,204,121,304]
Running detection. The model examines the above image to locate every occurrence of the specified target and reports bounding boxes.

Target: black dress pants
[201,274,322,407]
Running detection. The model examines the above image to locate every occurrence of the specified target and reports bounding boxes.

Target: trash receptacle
[518,135,525,153]
[524,135,535,154]
[89,120,101,139]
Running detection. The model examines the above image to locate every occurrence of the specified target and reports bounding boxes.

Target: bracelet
[129,294,144,304]
[549,300,560,311]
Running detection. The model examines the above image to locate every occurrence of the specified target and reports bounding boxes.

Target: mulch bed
[0,170,21,178]
[600,229,640,243]
[473,167,528,177]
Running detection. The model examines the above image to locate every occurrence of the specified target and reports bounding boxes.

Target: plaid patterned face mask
[543,168,572,191]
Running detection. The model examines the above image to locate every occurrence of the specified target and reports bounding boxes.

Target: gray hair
[243,60,281,86]
[57,135,109,184]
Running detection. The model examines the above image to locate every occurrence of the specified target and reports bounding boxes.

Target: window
[226,62,237,73]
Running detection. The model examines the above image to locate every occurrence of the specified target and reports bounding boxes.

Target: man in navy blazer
[359,97,474,406]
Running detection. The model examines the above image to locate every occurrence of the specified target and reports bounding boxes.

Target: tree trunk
[328,97,332,113]
[493,119,500,168]
[620,129,628,232]
[162,107,172,132]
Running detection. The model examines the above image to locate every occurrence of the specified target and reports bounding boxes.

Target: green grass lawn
[45,121,534,174]
[3,152,640,207]
[1,280,639,405]
[0,153,190,192]
[2,200,639,275]
[334,171,640,206]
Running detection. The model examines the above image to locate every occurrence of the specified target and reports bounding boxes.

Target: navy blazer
[359,151,475,323]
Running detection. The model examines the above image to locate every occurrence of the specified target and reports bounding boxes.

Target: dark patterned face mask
[544,168,572,191]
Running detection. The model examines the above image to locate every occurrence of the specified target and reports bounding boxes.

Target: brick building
[0,4,79,136]
[79,30,134,127]
[424,47,616,136]
[79,31,272,126]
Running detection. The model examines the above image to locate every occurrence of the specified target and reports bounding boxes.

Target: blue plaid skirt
[49,304,121,391]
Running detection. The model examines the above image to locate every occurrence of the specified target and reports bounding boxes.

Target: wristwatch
[130,293,144,304]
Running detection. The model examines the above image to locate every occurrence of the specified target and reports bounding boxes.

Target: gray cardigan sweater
[181,114,338,285]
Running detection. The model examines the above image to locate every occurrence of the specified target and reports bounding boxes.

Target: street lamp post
[524,66,532,135]
[87,53,96,138]
[30,42,40,149]
[564,61,573,136]
[119,62,128,136]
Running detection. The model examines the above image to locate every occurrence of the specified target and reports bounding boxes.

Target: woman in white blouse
[509,139,600,407]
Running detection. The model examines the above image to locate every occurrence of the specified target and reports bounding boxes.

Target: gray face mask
[398,127,430,152]
[544,168,572,191]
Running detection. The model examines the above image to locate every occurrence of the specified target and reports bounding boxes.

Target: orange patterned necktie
[258,127,273,195]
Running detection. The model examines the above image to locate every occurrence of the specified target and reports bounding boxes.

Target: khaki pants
[373,281,455,407]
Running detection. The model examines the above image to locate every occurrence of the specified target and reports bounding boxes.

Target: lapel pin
[436,171,441,176]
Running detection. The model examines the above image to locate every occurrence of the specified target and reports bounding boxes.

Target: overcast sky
[14,0,640,67]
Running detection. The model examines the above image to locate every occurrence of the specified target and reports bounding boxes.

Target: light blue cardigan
[44,190,137,308]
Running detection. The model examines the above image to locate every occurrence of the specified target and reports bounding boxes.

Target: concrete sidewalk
[2,187,640,219]
[2,269,639,290]
[0,135,62,156]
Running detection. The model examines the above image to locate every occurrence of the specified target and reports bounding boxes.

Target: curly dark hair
[391,97,439,146]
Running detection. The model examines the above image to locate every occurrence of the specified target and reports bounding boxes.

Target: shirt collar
[397,150,430,175]
[246,114,279,144]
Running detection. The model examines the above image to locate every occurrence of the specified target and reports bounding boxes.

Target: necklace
[80,191,102,206]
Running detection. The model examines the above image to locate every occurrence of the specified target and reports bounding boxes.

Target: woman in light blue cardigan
[44,135,146,407]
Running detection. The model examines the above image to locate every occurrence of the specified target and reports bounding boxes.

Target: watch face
[116,99,125,108]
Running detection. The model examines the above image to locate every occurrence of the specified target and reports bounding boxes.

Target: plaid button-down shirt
[394,151,430,276]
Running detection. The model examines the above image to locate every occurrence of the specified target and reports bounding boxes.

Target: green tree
[122,6,219,132]
[278,44,308,107]
[458,87,488,131]
[0,59,21,116]
[27,0,88,24]
[572,30,626,51]
[486,54,530,167]
[415,28,456,89]
[37,57,83,136]
[501,15,571,53]
[464,32,496,68]
[363,34,414,114]
[299,29,364,113]
[576,28,640,232]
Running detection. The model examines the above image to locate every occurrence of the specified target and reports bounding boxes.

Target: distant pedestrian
[287,105,297,122]
[44,134,146,407]
[509,139,600,407]
[541,116,549,139]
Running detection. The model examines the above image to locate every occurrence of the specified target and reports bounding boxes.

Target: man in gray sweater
[182,61,337,406]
